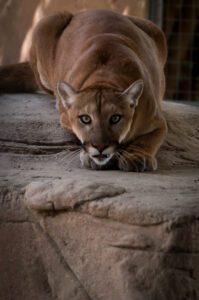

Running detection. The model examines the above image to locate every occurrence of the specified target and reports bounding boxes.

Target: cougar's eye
[79,114,92,124]
[110,114,122,124]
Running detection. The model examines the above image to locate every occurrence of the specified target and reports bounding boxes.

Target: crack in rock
[24,180,126,212]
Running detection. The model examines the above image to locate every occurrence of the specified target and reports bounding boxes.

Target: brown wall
[0,0,148,65]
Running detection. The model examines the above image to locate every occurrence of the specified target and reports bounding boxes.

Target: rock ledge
[0,93,199,300]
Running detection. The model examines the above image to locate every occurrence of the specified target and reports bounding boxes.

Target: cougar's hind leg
[0,13,73,94]
[126,15,167,66]
[30,12,73,94]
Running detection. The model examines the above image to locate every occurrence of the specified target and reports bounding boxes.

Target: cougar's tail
[0,62,39,93]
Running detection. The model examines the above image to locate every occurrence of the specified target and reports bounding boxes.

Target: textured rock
[0,93,199,300]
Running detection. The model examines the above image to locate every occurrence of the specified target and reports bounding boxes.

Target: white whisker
[116,151,129,169]
[116,149,138,171]
[59,148,81,167]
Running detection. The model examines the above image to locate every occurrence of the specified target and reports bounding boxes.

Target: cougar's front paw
[118,152,157,172]
[80,151,101,170]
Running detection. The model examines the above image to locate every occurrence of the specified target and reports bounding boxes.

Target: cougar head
[57,80,143,168]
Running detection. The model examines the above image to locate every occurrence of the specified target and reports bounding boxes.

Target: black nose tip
[92,144,108,153]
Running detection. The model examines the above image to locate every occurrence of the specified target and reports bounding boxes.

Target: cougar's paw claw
[118,153,157,172]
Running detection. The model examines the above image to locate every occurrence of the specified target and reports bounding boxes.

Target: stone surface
[0,93,199,300]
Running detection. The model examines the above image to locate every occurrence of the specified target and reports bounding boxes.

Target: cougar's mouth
[81,143,116,166]
[91,152,114,166]
[92,153,110,161]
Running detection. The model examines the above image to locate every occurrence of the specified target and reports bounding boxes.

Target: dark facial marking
[96,89,102,114]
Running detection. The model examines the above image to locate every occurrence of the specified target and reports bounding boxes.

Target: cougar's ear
[123,79,144,107]
[57,81,77,108]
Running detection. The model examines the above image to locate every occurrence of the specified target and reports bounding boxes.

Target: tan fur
[1,9,168,171]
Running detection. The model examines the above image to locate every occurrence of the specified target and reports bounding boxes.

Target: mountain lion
[0,9,167,171]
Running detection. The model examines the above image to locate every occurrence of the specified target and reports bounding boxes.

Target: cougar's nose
[92,144,108,153]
